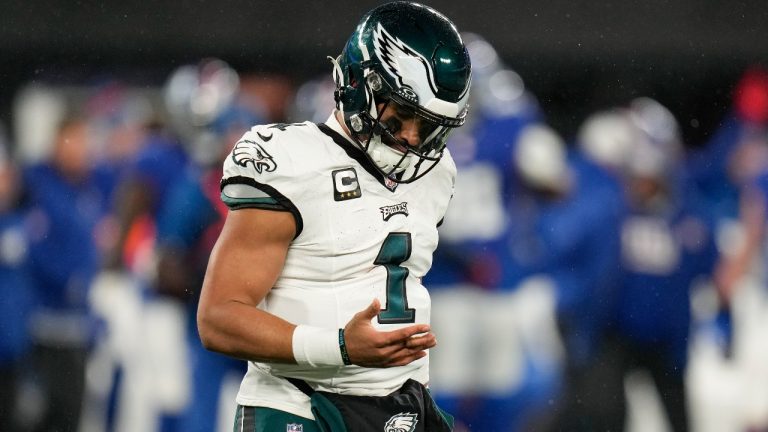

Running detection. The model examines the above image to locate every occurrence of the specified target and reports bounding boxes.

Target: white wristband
[292,325,344,367]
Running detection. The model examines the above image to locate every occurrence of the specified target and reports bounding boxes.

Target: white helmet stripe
[358,27,371,61]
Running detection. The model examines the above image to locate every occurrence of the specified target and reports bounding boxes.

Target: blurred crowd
[0,35,767,432]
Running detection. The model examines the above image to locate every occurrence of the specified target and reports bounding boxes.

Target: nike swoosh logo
[257,131,273,142]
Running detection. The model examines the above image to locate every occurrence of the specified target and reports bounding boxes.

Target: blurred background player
[0,124,34,432]
[562,98,719,432]
[21,115,110,432]
[510,120,624,432]
[702,67,768,432]
[536,107,631,432]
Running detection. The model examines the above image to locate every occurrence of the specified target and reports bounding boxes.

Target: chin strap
[367,134,413,175]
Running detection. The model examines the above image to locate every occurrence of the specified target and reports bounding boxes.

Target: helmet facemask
[334,62,466,183]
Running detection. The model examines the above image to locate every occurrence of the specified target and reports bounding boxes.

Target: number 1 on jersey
[375,232,416,324]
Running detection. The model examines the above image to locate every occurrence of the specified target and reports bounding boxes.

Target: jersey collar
[319,112,399,192]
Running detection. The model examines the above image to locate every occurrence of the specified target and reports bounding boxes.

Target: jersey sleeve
[220,124,304,235]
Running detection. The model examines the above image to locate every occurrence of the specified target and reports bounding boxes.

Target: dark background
[2,0,768,145]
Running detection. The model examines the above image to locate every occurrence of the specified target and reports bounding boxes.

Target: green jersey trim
[220,176,304,239]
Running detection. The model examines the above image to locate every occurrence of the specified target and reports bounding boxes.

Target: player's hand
[343,299,436,368]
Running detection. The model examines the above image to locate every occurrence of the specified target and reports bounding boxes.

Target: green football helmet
[331,1,471,183]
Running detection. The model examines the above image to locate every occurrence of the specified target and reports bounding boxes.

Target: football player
[197,2,471,431]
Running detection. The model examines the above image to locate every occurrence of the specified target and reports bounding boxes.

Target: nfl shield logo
[286,424,303,432]
[384,176,398,192]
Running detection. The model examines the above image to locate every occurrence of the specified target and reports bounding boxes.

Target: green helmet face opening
[332,1,472,183]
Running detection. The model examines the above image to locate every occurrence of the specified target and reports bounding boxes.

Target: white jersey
[220,113,456,419]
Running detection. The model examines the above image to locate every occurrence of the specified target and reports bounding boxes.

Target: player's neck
[334,110,354,141]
